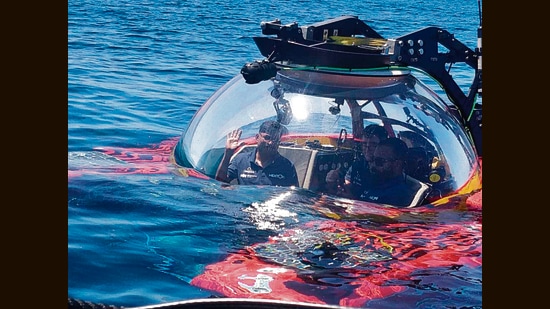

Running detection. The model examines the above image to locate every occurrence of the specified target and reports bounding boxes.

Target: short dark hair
[399,131,429,148]
[398,130,436,156]
[378,137,408,161]
[363,124,388,141]
[258,120,286,139]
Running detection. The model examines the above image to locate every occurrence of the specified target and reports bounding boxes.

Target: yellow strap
[328,36,387,47]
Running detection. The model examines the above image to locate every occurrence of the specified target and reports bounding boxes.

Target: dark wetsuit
[345,159,375,198]
[345,159,430,207]
[227,150,299,186]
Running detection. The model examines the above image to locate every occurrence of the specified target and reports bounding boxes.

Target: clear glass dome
[173,68,480,203]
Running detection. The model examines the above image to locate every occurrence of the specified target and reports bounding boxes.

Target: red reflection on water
[192,216,481,307]
[68,137,209,180]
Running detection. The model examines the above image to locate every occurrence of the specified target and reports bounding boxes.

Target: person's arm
[325,167,341,195]
[215,129,244,183]
[339,178,355,198]
[325,166,354,198]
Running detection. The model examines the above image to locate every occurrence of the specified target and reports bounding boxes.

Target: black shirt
[345,159,375,197]
[345,159,430,207]
[227,150,299,186]
[357,173,430,207]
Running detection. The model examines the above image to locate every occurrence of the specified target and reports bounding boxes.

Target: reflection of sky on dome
[288,95,310,121]
[185,76,275,166]
[285,93,353,134]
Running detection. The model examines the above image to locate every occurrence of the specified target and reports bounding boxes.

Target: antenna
[477,0,482,26]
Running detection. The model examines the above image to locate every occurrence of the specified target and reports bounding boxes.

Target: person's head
[370,137,408,180]
[398,130,430,149]
[256,120,286,153]
[360,124,388,162]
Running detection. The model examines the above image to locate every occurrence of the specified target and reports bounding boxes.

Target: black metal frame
[241,15,482,156]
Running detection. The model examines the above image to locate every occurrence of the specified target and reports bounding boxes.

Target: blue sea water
[68,0,483,308]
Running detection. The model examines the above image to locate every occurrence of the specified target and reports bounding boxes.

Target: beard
[258,142,278,154]
[370,166,392,183]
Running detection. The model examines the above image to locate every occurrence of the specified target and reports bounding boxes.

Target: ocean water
[68,0,483,308]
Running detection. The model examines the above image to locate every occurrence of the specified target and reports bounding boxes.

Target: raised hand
[226,129,244,151]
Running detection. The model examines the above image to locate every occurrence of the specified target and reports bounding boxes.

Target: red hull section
[191,218,481,307]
